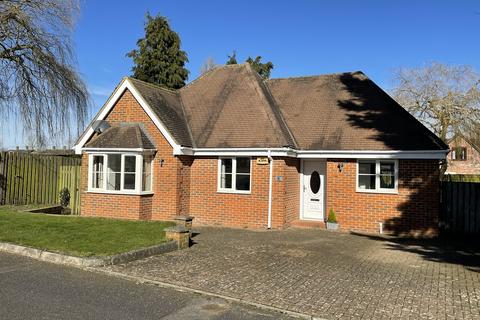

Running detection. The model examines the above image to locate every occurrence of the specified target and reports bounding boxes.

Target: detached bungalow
[74,64,448,235]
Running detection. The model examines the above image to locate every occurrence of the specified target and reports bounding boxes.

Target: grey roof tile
[85,124,155,149]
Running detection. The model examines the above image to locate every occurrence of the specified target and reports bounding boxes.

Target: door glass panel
[310,171,321,194]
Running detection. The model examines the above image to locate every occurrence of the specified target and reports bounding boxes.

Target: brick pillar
[165,226,190,249]
[174,215,194,235]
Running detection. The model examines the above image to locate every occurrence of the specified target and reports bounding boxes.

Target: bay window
[357,160,398,193]
[218,157,251,193]
[88,153,153,194]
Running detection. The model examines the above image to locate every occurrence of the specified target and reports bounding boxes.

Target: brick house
[445,134,480,175]
[74,64,448,235]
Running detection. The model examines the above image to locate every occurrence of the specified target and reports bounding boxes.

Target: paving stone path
[104,227,480,320]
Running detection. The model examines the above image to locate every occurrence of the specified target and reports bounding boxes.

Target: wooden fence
[440,180,480,234]
[0,151,81,214]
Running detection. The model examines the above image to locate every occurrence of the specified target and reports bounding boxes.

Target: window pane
[142,155,153,192]
[380,162,395,175]
[221,173,232,189]
[106,154,121,190]
[124,156,136,172]
[124,173,136,190]
[359,162,375,174]
[93,172,103,189]
[236,158,250,173]
[221,159,232,174]
[93,156,104,172]
[236,174,250,191]
[380,175,395,189]
[92,156,104,188]
[358,175,376,190]
[107,172,121,190]
[108,154,121,172]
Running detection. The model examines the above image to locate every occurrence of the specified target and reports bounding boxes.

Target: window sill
[217,189,251,195]
[87,190,154,196]
[356,188,398,195]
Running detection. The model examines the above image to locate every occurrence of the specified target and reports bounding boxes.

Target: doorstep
[290,219,326,229]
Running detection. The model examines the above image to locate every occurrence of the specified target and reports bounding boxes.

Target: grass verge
[0,207,175,257]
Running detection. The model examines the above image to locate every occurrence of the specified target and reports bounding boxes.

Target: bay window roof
[85,124,155,150]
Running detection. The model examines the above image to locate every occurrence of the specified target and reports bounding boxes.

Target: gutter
[173,146,448,160]
[267,150,274,229]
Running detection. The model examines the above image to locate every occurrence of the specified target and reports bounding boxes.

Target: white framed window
[356,160,398,194]
[91,155,105,189]
[451,147,467,161]
[88,153,153,194]
[218,157,251,194]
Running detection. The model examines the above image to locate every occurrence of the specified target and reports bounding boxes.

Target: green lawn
[0,207,175,257]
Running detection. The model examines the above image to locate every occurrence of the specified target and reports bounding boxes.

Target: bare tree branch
[199,56,217,75]
[0,0,88,147]
[392,63,480,141]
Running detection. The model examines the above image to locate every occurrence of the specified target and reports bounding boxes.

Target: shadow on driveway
[351,232,480,273]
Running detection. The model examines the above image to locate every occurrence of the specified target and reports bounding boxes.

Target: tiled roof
[85,124,155,149]
[115,64,447,151]
[179,64,295,148]
[267,71,447,150]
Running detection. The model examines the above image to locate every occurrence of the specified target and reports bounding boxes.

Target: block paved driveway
[104,227,480,320]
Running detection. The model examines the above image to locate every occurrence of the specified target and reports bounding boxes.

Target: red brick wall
[326,159,440,236]
[283,158,301,226]
[187,157,289,229]
[177,156,194,216]
[80,89,188,221]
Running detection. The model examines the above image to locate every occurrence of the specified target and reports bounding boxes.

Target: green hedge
[442,174,480,183]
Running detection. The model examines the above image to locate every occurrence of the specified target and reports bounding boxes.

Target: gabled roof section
[267,72,448,151]
[447,134,480,153]
[179,64,295,148]
[128,78,192,147]
[85,124,155,149]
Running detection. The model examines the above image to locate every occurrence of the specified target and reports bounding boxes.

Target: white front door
[301,160,326,220]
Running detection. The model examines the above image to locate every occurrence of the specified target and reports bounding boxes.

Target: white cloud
[88,84,114,97]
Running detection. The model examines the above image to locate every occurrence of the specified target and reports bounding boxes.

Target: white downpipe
[267,150,273,229]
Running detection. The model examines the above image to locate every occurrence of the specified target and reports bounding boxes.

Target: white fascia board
[73,78,180,154]
[82,148,157,153]
[184,147,296,157]
[180,148,448,159]
[296,149,448,160]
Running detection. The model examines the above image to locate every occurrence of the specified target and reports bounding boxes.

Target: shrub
[59,187,70,207]
[327,208,337,223]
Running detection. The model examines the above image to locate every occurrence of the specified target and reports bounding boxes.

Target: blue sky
[3,0,480,148]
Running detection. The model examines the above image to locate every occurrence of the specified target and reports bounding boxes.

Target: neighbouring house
[445,134,480,175]
[74,64,448,235]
